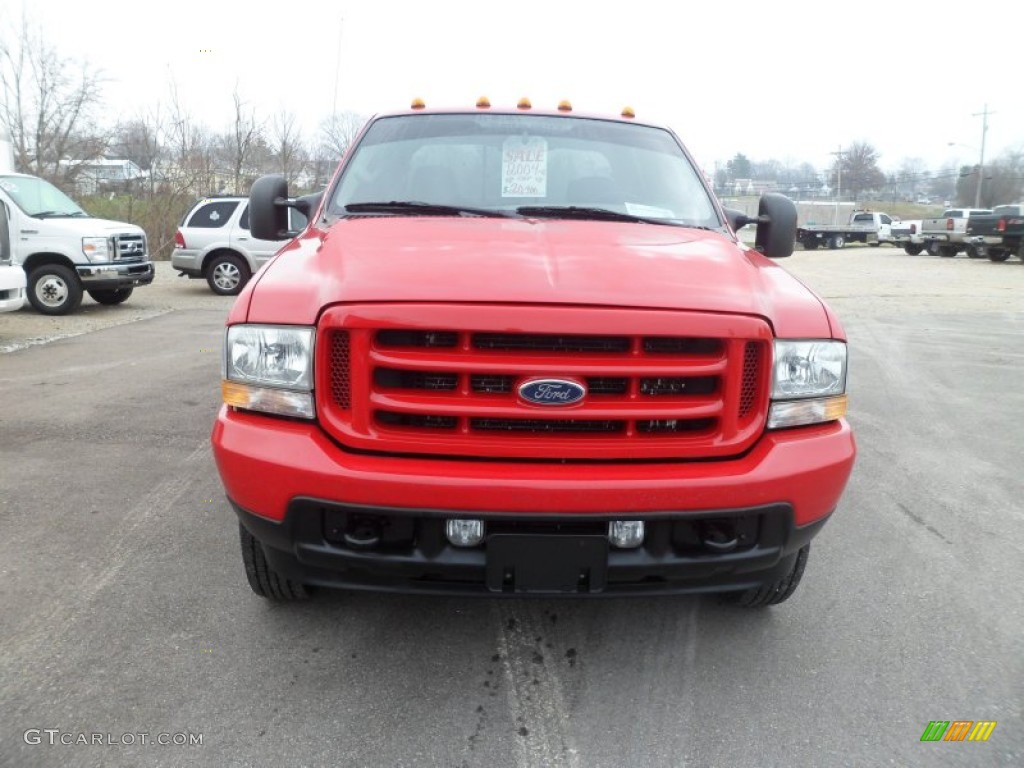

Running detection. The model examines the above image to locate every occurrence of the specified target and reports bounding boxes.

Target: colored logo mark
[920,721,997,742]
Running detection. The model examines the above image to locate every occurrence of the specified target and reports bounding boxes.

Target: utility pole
[972,104,991,208]
[830,145,845,224]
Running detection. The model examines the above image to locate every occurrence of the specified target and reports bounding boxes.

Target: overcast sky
[5,0,1020,175]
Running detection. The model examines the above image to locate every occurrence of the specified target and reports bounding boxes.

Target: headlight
[82,237,111,262]
[222,325,315,418]
[768,340,847,429]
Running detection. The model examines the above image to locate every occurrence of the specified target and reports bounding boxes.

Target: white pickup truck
[920,208,993,258]
[795,210,898,250]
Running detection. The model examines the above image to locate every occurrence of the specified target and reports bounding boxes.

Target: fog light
[608,520,645,549]
[446,519,485,547]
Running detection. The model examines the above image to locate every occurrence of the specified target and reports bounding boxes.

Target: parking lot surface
[1,249,1021,767]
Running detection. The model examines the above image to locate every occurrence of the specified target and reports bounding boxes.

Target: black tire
[829,235,845,249]
[904,244,924,256]
[939,245,958,258]
[727,545,810,607]
[966,246,981,259]
[988,249,1010,262]
[205,253,251,296]
[926,241,942,256]
[27,264,83,315]
[87,286,134,305]
[239,523,309,600]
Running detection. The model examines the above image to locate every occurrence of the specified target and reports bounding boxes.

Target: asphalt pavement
[0,250,1021,767]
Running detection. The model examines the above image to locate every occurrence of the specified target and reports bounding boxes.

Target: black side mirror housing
[249,176,323,241]
[249,175,291,241]
[754,193,798,258]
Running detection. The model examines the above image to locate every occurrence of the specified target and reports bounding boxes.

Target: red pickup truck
[212,102,855,606]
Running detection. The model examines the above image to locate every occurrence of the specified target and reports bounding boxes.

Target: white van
[0,174,154,314]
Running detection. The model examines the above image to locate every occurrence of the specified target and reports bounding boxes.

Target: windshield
[329,113,721,228]
[0,175,88,217]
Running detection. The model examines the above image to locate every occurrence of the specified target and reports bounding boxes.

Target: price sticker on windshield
[502,137,547,197]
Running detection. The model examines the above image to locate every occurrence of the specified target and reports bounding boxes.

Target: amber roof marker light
[557,100,572,112]
[410,98,426,110]
[517,97,532,110]
[621,106,636,119]
[476,96,491,108]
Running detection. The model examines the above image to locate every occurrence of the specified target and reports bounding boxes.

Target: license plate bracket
[485,534,609,594]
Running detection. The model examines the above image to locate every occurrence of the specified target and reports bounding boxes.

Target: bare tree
[830,141,886,200]
[270,109,307,182]
[222,85,263,195]
[320,111,366,161]
[0,14,107,184]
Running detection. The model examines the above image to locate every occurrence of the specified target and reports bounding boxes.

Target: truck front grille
[316,305,771,461]
[114,233,147,261]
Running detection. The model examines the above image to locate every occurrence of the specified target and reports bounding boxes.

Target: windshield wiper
[516,205,675,226]
[517,205,718,230]
[31,210,87,219]
[345,201,517,219]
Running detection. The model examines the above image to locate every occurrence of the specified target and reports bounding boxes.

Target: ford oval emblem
[517,378,586,406]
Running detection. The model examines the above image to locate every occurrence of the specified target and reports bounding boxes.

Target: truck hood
[243,217,833,338]
[20,216,144,237]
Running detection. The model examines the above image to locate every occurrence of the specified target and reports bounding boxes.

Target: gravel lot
[1,243,1021,767]
[0,263,234,354]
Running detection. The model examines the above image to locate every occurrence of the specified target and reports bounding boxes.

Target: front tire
[727,545,810,607]
[27,264,83,315]
[87,286,134,305]
[829,235,845,249]
[904,244,924,256]
[239,523,309,601]
[988,249,1010,262]
[206,254,251,296]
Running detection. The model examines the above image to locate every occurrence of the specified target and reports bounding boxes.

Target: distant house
[74,158,145,194]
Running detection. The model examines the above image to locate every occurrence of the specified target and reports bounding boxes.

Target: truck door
[879,214,893,240]
[0,187,26,266]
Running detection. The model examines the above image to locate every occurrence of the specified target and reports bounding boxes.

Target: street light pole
[830,145,844,224]
[972,104,990,208]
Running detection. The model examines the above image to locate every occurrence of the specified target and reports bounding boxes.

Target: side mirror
[754,193,797,258]
[249,175,291,241]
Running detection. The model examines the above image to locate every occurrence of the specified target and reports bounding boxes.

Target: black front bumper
[233,498,831,597]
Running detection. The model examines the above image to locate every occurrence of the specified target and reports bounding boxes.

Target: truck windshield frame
[327,113,724,230]
[0,175,88,218]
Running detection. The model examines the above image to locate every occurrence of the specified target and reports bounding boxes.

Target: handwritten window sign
[501,137,547,197]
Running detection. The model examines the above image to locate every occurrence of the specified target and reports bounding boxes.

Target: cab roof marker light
[557,100,572,112]
[622,106,636,118]
[476,96,491,108]
[411,98,426,110]
[517,97,532,110]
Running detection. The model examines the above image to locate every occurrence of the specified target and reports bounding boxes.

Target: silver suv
[171,196,308,295]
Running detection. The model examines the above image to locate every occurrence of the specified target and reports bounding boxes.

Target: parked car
[920,208,993,257]
[0,174,153,315]
[796,210,898,250]
[0,204,26,312]
[171,196,308,295]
